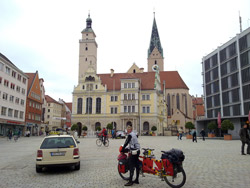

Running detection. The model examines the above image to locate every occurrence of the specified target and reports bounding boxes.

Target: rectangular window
[9,95,14,102]
[124,106,127,113]
[0,62,3,71]
[223,106,230,116]
[8,108,13,117]
[111,96,114,101]
[147,106,150,113]
[132,83,135,88]
[115,96,118,101]
[243,84,250,100]
[1,107,7,116]
[132,94,135,100]
[14,110,18,118]
[124,83,127,88]
[22,88,25,95]
[128,94,131,100]
[205,71,211,83]
[3,92,8,100]
[115,107,117,114]
[21,99,25,106]
[23,78,26,84]
[15,97,20,104]
[233,104,241,116]
[142,95,145,100]
[128,83,131,88]
[146,94,150,100]
[206,84,211,95]
[128,106,131,113]
[220,63,227,76]
[132,106,135,113]
[228,42,236,57]
[230,58,237,72]
[111,107,114,114]
[204,59,210,71]
[124,94,127,100]
[241,67,250,83]
[239,35,247,52]
[10,83,15,90]
[231,88,239,102]
[0,77,2,84]
[19,111,24,119]
[240,51,249,68]
[221,77,228,90]
[5,66,10,75]
[222,91,229,105]
[17,74,21,81]
[16,86,20,92]
[12,71,16,78]
[4,79,9,87]
[142,106,146,113]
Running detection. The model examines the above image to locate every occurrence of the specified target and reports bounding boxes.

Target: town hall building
[72,14,193,135]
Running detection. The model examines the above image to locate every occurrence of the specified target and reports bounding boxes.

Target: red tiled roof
[65,102,72,112]
[192,97,204,105]
[25,73,36,94]
[196,105,205,116]
[97,71,188,91]
[45,95,61,105]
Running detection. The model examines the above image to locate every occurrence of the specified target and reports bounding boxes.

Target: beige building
[72,14,193,135]
[44,95,63,130]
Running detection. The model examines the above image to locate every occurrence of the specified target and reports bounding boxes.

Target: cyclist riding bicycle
[101,127,108,145]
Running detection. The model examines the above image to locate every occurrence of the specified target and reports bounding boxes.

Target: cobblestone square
[0,136,250,188]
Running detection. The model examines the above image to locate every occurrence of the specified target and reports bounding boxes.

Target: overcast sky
[1,0,250,102]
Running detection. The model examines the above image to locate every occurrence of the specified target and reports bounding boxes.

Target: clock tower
[147,13,164,72]
[78,14,98,82]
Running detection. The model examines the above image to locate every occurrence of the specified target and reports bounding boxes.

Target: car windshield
[40,137,76,149]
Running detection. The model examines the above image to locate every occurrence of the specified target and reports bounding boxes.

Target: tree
[151,126,157,132]
[71,124,78,131]
[207,121,217,133]
[221,119,234,133]
[96,126,101,131]
[106,123,113,130]
[82,126,88,131]
[185,122,195,134]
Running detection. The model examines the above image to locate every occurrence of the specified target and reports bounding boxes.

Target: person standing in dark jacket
[200,129,205,141]
[192,128,197,143]
[239,124,250,155]
[121,126,140,186]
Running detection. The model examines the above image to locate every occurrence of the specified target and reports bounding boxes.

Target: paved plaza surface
[0,136,250,188]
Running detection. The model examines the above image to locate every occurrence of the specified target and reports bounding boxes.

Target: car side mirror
[77,141,80,144]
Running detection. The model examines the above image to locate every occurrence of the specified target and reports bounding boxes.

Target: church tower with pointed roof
[78,14,98,82]
[147,13,164,72]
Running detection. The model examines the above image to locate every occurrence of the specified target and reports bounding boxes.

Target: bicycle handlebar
[142,148,155,151]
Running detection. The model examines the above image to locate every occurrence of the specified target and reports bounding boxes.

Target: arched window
[185,95,188,115]
[167,94,171,116]
[96,98,101,114]
[143,122,149,131]
[176,94,180,110]
[82,85,85,90]
[133,69,136,73]
[86,97,92,114]
[85,47,88,51]
[77,98,82,114]
[95,122,101,131]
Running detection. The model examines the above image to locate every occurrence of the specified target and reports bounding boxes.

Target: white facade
[0,53,28,136]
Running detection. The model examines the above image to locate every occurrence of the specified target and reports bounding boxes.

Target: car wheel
[36,165,42,173]
[75,162,80,170]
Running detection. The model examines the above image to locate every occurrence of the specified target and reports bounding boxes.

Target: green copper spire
[148,13,163,58]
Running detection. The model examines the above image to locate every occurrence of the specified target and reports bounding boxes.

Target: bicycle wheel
[164,167,186,188]
[104,139,109,147]
[118,162,130,180]
[96,139,102,147]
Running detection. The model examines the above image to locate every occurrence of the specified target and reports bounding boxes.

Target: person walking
[239,124,250,155]
[13,129,19,142]
[200,129,205,141]
[121,126,140,186]
[192,128,197,143]
[8,129,13,140]
[73,130,78,141]
[178,128,183,140]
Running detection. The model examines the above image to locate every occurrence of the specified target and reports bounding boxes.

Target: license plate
[51,152,65,156]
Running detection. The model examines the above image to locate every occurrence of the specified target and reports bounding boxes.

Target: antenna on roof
[153,8,155,18]
[239,11,242,33]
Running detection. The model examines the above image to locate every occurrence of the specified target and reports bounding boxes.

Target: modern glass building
[197,27,250,138]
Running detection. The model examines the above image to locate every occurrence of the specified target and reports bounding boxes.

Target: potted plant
[207,121,216,137]
[185,122,195,139]
[106,123,113,138]
[71,124,78,131]
[221,119,234,140]
[151,126,157,136]
[82,125,88,136]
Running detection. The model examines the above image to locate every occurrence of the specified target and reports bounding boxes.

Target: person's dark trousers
[180,134,182,140]
[193,136,197,142]
[125,151,140,186]
[241,140,250,154]
[202,136,205,141]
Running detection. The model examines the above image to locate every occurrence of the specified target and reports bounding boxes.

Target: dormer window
[133,69,136,73]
